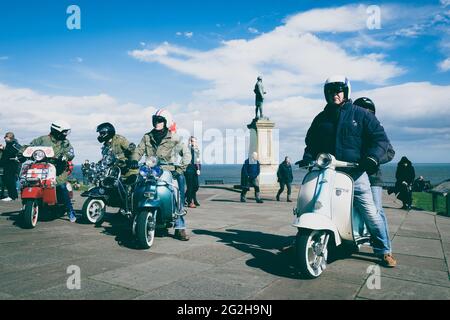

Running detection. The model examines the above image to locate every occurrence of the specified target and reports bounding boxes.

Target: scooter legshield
[21,187,43,200]
[293,213,342,246]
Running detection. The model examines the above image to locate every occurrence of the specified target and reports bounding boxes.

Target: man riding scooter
[297,76,396,268]
[22,120,77,222]
[132,109,192,241]
[96,122,137,175]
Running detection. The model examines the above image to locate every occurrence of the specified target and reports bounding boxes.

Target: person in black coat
[276,156,293,202]
[395,156,415,210]
[0,132,21,201]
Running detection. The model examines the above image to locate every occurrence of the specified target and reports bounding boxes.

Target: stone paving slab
[91,256,213,292]
[392,236,445,259]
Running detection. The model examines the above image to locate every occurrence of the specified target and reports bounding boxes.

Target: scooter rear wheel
[23,200,40,229]
[296,229,329,279]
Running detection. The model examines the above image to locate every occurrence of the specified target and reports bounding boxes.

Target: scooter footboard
[293,213,342,246]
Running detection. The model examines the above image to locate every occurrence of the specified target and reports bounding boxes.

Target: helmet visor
[325,82,346,97]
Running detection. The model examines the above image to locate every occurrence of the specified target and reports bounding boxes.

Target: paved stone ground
[0,186,449,300]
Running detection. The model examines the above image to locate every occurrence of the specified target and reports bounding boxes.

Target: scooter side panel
[296,170,321,215]
[156,185,175,222]
[331,172,354,241]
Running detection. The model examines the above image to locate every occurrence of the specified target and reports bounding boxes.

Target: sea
[72,163,450,186]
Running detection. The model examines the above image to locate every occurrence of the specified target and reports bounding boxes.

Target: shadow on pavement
[193,228,303,279]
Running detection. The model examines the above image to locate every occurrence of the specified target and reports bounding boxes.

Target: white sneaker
[1,197,13,202]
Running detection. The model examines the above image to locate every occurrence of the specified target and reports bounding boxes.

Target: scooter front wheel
[136,210,157,249]
[81,198,106,224]
[23,200,40,229]
[295,229,329,279]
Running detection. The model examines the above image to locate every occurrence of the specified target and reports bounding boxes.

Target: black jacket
[303,101,392,177]
[0,139,21,174]
[396,158,415,185]
[277,162,293,184]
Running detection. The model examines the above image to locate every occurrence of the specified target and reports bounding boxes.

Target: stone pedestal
[247,118,279,190]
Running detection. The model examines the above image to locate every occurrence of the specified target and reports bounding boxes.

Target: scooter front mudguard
[293,213,342,246]
[81,187,107,200]
[137,198,161,209]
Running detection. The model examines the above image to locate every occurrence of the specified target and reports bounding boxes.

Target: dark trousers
[2,171,18,200]
[241,178,260,196]
[185,171,199,204]
[277,182,292,197]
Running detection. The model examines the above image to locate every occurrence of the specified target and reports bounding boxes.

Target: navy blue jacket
[303,101,391,173]
[243,159,260,180]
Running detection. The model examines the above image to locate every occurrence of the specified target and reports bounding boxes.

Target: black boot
[193,195,200,207]
[276,191,281,202]
[240,192,247,203]
[287,195,293,202]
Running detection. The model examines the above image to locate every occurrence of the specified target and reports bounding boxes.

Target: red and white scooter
[20,146,73,229]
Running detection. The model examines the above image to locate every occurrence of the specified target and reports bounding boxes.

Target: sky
[0,0,449,164]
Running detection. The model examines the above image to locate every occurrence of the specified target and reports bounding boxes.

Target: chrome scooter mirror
[316,153,333,168]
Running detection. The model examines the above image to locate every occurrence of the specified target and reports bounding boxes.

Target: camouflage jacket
[103,134,133,163]
[132,130,191,174]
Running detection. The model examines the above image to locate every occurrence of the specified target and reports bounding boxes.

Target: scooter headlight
[140,166,150,177]
[32,150,46,161]
[151,166,163,178]
[317,153,333,168]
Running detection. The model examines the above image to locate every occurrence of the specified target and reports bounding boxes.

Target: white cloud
[441,0,450,7]
[0,83,159,163]
[129,7,404,102]
[176,32,194,38]
[248,27,259,34]
[438,57,450,71]
[74,57,83,63]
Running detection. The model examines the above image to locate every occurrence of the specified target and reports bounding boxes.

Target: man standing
[276,156,293,202]
[298,75,396,268]
[254,76,267,119]
[185,136,201,208]
[81,159,91,185]
[0,132,21,202]
[240,152,263,204]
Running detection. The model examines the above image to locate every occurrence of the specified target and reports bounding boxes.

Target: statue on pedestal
[254,76,267,120]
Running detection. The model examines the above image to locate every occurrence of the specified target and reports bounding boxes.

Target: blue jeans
[353,174,391,255]
[58,183,75,215]
[371,186,392,252]
[174,173,186,230]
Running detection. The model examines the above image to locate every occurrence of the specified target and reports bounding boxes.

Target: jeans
[371,186,392,252]
[58,183,75,215]
[353,173,391,255]
[174,173,186,230]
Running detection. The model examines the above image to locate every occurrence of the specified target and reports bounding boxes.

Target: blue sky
[0,1,449,164]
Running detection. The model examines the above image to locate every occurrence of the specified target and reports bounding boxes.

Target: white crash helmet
[324,75,352,104]
[152,109,176,133]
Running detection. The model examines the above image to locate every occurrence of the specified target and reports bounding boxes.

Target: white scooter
[292,153,371,279]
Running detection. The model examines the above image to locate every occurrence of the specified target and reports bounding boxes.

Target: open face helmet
[324,75,351,104]
[50,120,71,141]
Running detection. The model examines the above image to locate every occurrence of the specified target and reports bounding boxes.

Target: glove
[127,160,139,170]
[295,159,311,168]
[359,157,378,175]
